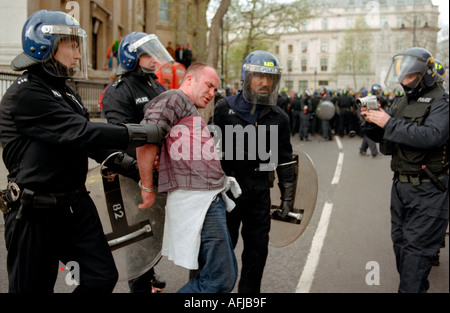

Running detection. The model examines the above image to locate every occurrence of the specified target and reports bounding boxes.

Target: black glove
[104,152,140,182]
[123,122,163,148]
[275,164,296,219]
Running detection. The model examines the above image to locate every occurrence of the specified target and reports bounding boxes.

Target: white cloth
[161,177,241,270]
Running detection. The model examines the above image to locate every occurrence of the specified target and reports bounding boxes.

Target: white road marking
[296,202,334,293]
[296,136,343,292]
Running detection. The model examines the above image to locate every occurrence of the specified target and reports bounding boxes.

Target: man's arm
[137,144,158,209]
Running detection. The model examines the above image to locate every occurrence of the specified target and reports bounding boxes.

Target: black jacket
[102,70,166,125]
[0,66,130,193]
[214,94,293,181]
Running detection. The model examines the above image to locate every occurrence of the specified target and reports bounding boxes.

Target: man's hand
[136,144,159,209]
[361,106,391,128]
[139,189,156,209]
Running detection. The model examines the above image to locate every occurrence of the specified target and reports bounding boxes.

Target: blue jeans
[178,195,238,293]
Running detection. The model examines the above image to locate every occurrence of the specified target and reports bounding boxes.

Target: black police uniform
[336,92,356,137]
[364,84,449,293]
[102,70,166,127]
[300,94,313,140]
[102,69,166,293]
[291,95,302,136]
[214,93,295,293]
[0,66,132,293]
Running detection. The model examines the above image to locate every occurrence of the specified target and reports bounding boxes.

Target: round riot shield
[316,100,336,121]
[269,151,318,247]
[86,166,166,282]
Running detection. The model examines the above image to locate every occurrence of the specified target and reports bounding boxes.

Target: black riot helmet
[385,47,437,95]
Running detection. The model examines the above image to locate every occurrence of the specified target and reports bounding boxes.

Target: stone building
[274,0,440,92]
[0,0,195,81]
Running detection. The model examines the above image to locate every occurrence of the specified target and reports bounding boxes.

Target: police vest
[389,86,448,174]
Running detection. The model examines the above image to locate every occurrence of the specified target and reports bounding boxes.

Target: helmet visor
[41,25,89,80]
[384,54,426,90]
[129,34,174,72]
[242,64,282,106]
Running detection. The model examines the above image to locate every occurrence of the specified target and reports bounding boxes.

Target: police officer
[0,10,162,293]
[300,89,313,141]
[213,51,295,293]
[336,89,356,137]
[362,47,448,293]
[291,92,302,136]
[102,32,172,294]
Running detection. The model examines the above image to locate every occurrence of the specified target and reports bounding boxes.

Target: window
[275,45,279,54]
[298,81,308,92]
[287,60,293,72]
[285,81,293,91]
[322,18,328,30]
[301,43,308,53]
[320,59,328,71]
[288,45,293,54]
[301,59,307,72]
[321,41,329,52]
[159,0,170,22]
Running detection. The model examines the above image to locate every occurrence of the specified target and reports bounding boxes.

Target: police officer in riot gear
[362,47,448,293]
[102,32,172,293]
[300,89,313,141]
[336,89,356,137]
[103,32,170,125]
[213,50,295,293]
[0,10,162,293]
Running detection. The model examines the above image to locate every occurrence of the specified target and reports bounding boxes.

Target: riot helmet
[11,10,89,79]
[371,83,382,95]
[240,50,282,107]
[385,47,437,94]
[394,88,404,98]
[435,59,446,78]
[118,32,173,74]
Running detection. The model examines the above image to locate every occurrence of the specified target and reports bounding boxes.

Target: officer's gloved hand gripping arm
[101,122,162,181]
[276,163,296,219]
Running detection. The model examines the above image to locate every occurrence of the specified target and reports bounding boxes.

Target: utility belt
[395,167,448,192]
[0,182,88,219]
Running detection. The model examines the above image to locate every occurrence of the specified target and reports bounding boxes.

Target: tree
[335,16,372,90]
[206,0,231,67]
[227,0,313,60]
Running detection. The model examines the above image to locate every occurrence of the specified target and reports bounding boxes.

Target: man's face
[139,54,158,71]
[249,73,274,95]
[54,39,81,69]
[402,72,419,87]
[187,67,219,109]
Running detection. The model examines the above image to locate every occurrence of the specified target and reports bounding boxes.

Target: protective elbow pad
[123,122,163,148]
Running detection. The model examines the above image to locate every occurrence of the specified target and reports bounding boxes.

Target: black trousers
[226,175,271,293]
[390,176,449,293]
[4,192,118,293]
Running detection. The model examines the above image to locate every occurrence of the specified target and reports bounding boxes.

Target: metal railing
[0,72,107,118]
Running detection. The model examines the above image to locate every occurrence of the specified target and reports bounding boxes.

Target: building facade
[0,0,195,81]
[275,0,440,92]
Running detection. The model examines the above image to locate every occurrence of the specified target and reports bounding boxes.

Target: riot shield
[269,151,318,247]
[316,100,336,121]
[86,166,166,282]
